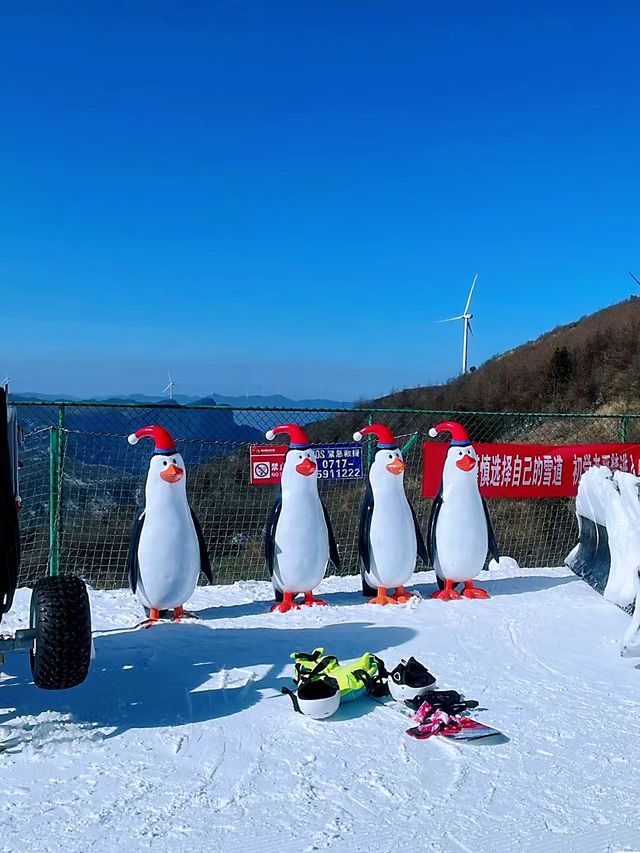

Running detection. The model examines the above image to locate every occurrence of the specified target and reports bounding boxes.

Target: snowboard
[406,717,503,741]
[370,695,504,742]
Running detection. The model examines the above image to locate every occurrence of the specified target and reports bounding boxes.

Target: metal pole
[462,319,468,374]
[620,416,628,443]
[401,432,419,456]
[367,412,375,468]
[49,405,65,576]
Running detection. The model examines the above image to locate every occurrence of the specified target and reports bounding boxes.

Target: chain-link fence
[13,401,640,590]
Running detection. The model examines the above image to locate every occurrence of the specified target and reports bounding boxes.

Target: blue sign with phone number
[314,443,363,480]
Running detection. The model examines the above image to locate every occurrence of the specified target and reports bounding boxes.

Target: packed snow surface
[1,562,640,853]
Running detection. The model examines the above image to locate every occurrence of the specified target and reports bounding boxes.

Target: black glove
[404,689,479,714]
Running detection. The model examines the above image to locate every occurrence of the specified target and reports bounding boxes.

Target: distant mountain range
[13,390,355,477]
[11,391,353,409]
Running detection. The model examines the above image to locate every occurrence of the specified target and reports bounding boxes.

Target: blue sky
[1,1,639,401]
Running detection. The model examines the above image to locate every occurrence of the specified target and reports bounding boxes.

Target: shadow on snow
[0,621,416,737]
[412,572,577,600]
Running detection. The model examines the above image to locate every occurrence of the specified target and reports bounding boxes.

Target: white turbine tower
[437,274,478,375]
[164,373,176,401]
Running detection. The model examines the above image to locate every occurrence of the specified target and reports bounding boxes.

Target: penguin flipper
[321,500,341,570]
[482,497,500,564]
[359,483,376,596]
[265,492,282,579]
[361,559,377,598]
[127,509,145,595]
[426,493,442,568]
[409,500,429,566]
[191,508,213,584]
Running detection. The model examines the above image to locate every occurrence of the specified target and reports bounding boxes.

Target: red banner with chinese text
[422,442,640,499]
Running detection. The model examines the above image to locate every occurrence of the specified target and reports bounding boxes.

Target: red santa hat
[128,425,177,454]
[428,421,471,447]
[353,423,397,449]
[265,423,310,449]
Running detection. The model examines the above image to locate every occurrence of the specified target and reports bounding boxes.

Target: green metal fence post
[49,404,65,576]
[367,412,375,468]
[401,431,419,456]
[620,416,628,442]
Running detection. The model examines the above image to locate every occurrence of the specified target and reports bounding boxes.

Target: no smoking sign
[253,461,271,479]
[249,445,287,485]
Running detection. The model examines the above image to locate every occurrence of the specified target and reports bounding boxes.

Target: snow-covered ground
[1,562,639,853]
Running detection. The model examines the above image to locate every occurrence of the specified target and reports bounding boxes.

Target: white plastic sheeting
[570,465,640,651]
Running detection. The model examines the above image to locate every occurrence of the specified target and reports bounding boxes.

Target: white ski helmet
[388,658,437,701]
[283,678,340,720]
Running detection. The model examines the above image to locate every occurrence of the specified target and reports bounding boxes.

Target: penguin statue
[0,388,19,624]
[354,423,428,605]
[264,424,340,613]
[127,425,213,625]
[427,421,499,600]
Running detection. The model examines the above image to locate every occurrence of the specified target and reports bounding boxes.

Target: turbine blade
[467,320,474,336]
[436,315,464,323]
[463,274,478,314]
[629,271,640,287]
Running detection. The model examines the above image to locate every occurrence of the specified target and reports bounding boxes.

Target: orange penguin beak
[160,463,184,483]
[295,458,317,476]
[386,458,405,475]
[456,455,476,472]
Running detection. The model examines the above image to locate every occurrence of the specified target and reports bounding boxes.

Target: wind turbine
[164,373,176,400]
[437,274,478,375]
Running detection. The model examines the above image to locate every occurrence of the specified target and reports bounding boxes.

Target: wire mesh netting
[13,401,637,589]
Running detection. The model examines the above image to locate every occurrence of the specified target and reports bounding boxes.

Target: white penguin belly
[434,496,488,582]
[136,511,201,609]
[367,497,417,589]
[273,499,329,593]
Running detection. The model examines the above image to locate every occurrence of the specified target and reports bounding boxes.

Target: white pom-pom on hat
[265,429,275,441]
[128,433,139,445]
[428,428,438,438]
[353,431,363,442]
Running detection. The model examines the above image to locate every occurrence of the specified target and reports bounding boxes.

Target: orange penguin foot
[140,608,162,628]
[461,581,490,599]
[368,587,398,606]
[392,586,417,603]
[303,592,328,606]
[431,580,462,601]
[172,606,199,621]
[270,591,301,613]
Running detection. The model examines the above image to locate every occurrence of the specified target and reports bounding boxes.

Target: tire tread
[30,575,92,690]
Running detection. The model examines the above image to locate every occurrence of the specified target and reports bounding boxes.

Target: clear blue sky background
[1,1,639,401]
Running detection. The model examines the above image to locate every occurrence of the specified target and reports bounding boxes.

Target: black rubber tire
[29,575,92,690]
